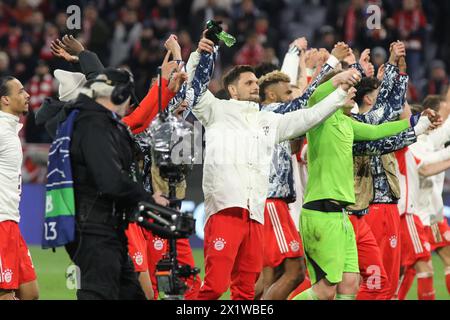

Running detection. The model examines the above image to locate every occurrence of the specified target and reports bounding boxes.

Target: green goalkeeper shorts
[300,208,359,285]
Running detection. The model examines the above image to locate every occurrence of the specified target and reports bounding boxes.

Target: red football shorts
[125,222,149,273]
[197,207,264,300]
[263,199,304,268]
[0,220,36,290]
[427,218,450,252]
[365,203,401,299]
[349,214,390,300]
[400,214,431,268]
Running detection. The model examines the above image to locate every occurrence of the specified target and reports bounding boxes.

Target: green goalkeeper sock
[335,294,356,300]
[292,288,320,300]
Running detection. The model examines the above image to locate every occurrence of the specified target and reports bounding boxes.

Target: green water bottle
[206,20,236,47]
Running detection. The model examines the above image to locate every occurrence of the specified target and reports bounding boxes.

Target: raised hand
[359,49,375,77]
[318,48,330,65]
[334,68,362,91]
[422,108,443,130]
[305,48,319,69]
[161,51,178,80]
[60,34,85,56]
[376,63,385,81]
[197,30,215,54]
[343,48,357,65]
[164,34,182,60]
[291,37,308,52]
[394,41,406,58]
[388,41,406,65]
[331,42,350,61]
[50,39,79,63]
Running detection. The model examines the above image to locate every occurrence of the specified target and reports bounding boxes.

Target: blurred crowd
[0,0,448,144]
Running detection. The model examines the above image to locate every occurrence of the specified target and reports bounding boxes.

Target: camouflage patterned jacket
[352,63,409,204]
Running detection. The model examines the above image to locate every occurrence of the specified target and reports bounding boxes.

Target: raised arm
[353,128,416,156]
[275,81,349,142]
[352,118,410,141]
[273,55,339,114]
[272,43,348,114]
[123,50,185,134]
[184,36,220,127]
[281,43,301,86]
[358,43,409,124]
[51,35,105,80]
[123,78,176,134]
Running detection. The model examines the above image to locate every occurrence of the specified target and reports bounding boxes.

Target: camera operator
[65,68,162,300]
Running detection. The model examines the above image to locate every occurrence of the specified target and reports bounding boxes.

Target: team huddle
[0,28,449,300]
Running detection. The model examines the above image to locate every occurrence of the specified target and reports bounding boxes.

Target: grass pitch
[29,247,449,300]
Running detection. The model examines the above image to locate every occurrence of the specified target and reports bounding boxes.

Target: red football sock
[397,267,416,300]
[417,272,435,300]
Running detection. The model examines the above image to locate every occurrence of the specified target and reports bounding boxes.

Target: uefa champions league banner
[18,165,207,248]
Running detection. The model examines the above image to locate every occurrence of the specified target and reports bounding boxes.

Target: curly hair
[258,70,291,102]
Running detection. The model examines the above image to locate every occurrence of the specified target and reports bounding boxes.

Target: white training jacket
[186,51,348,225]
[396,147,422,218]
[0,111,23,223]
[409,118,450,225]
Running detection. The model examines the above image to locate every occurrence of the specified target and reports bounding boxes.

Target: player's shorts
[0,220,36,290]
[300,208,358,285]
[264,199,304,268]
[125,222,149,273]
[400,214,431,268]
[427,218,450,251]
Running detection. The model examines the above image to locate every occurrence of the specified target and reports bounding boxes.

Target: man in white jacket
[0,76,38,300]
[401,94,450,298]
[187,35,359,300]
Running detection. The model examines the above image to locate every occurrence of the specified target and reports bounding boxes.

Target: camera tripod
[154,175,200,300]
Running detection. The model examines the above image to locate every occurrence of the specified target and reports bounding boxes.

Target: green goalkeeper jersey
[304,79,410,206]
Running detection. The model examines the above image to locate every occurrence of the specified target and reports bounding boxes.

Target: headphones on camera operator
[84,68,138,106]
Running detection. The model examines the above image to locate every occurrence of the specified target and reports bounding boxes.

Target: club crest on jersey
[213,237,226,251]
[153,238,165,251]
[389,235,398,248]
[424,242,431,252]
[1,269,13,284]
[262,126,269,136]
[289,240,300,252]
[133,252,144,266]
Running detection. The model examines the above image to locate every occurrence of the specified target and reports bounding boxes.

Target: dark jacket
[43,94,153,236]
[73,94,153,235]
[77,49,105,79]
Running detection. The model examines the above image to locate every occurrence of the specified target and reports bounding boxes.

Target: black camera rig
[131,65,200,300]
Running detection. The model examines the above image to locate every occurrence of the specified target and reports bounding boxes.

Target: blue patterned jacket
[352,63,409,204]
[261,62,335,201]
